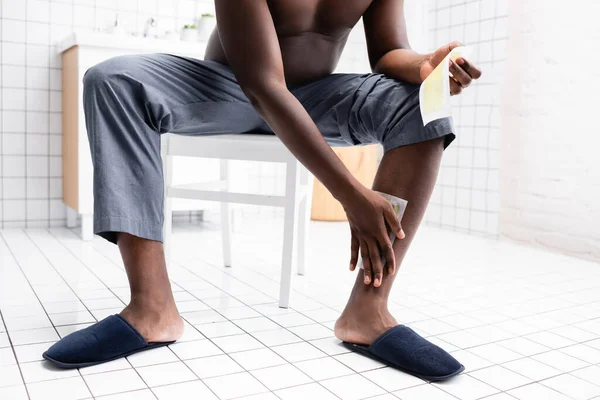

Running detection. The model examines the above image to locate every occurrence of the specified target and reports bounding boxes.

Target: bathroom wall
[500,0,600,262]
[0,0,215,229]
[423,0,507,236]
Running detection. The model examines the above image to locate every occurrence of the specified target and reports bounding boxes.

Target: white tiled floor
[1,217,599,400]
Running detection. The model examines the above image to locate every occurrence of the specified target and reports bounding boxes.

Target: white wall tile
[2,0,27,20]
[2,43,26,65]
[27,0,51,23]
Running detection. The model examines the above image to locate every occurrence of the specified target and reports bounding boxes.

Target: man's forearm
[246,82,362,203]
[373,49,430,84]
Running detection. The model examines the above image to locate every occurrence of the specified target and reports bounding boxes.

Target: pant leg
[83,54,261,244]
[291,73,455,151]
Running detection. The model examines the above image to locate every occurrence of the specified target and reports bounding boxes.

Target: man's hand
[344,187,404,288]
[420,41,482,96]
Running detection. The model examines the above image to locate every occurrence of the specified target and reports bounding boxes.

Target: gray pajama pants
[83,54,455,244]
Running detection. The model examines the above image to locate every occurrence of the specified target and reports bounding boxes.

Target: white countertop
[58,31,207,56]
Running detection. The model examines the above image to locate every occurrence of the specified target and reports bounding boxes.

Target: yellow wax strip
[419,46,472,126]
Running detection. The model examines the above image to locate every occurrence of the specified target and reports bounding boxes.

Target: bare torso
[205,0,374,84]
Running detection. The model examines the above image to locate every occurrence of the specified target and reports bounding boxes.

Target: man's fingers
[456,57,482,79]
[350,233,359,271]
[450,79,462,96]
[384,205,404,239]
[359,239,372,285]
[430,40,463,67]
[366,237,383,288]
[379,232,396,276]
[450,59,472,88]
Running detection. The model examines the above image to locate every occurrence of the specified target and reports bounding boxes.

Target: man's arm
[215,0,404,287]
[363,0,427,84]
[214,0,360,202]
[364,0,481,92]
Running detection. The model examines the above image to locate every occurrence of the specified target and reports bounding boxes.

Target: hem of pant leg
[382,119,456,153]
[94,215,163,244]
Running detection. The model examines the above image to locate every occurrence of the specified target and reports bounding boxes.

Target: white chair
[161,133,314,308]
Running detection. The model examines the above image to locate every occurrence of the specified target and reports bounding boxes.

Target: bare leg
[334,137,444,344]
[117,233,184,342]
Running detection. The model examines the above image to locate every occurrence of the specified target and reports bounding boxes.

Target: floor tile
[136,361,197,387]
[334,352,386,372]
[309,337,351,356]
[503,357,562,381]
[213,333,265,353]
[541,374,600,400]
[269,312,315,327]
[559,343,600,364]
[194,321,244,338]
[168,339,223,360]
[251,328,303,346]
[126,346,178,367]
[182,310,227,325]
[234,317,281,332]
[532,350,589,372]
[0,384,28,400]
[450,350,494,372]
[288,324,333,341]
[0,364,23,388]
[56,324,93,338]
[0,347,16,366]
[272,342,327,363]
[496,337,551,357]
[550,325,598,343]
[468,343,523,364]
[469,365,532,391]
[48,311,95,327]
[523,331,575,350]
[13,342,55,364]
[394,383,463,400]
[152,380,218,400]
[9,327,59,346]
[217,306,261,320]
[571,365,600,386]
[203,371,268,399]
[362,366,426,392]
[79,357,131,376]
[175,300,211,313]
[432,374,499,400]
[20,360,79,383]
[27,376,91,400]
[275,382,338,400]
[176,323,205,342]
[320,373,386,400]
[236,393,279,400]
[43,301,87,315]
[230,348,287,370]
[295,356,354,381]
[185,354,243,378]
[96,389,156,399]
[508,383,571,400]
[251,363,312,391]
[4,315,53,331]
[83,368,147,397]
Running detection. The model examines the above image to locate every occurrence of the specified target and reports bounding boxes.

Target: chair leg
[81,214,93,241]
[280,159,300,308]
[220,159,232,268]
[162,153,173,264]
[296,166,314,276]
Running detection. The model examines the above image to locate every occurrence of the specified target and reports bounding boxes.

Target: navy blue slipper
[342,325,464,381]
[42,314,175,369]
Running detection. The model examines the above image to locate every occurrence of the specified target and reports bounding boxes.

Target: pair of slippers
[44,315,463,381]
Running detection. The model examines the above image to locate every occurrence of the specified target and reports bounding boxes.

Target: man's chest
[267,0,374,37]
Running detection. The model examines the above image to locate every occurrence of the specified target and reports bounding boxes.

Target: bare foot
[120,302,184,343]
[334,302,398,345]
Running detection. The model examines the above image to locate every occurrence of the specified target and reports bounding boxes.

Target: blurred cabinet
[311,145,378,221]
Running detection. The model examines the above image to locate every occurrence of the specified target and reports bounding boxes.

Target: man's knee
[83,55,140,91]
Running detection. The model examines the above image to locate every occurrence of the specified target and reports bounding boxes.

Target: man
[44,0,481,380]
